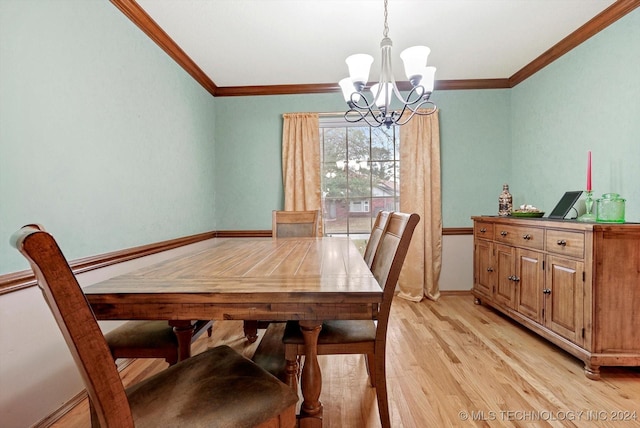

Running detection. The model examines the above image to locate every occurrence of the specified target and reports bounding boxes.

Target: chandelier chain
[383,0,389,38]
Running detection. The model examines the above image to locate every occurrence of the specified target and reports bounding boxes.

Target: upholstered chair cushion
[283,320,376,345]
[127,345,298,428]
[105,321,178,350]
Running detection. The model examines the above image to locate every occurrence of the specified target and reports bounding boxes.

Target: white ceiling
[135,0,617,88]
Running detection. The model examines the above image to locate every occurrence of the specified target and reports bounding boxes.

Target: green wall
[510,9,640,220]
[2,1,638,275]
[0,0,217,274]
[214,89,512,230]
[213,9,640,229]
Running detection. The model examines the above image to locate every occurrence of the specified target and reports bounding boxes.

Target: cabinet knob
[487,267,494,272]
[543,288,551,295]
[500,231,508,236]
[557,240,567,246]
[513,276,520,282]
[480,228,487,233]
[522,234,531,240]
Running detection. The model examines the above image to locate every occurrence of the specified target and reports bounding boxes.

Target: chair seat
[252,322,287,382]
[105,321,178,350]
[105,319,213,365]
[127,345,298,428]
[283,320,376,345]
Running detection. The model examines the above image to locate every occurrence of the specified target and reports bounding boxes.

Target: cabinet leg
[584,363,601,380]
[474,297,482,305]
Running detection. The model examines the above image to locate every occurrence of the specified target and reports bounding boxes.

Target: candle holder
[577,190,596,222]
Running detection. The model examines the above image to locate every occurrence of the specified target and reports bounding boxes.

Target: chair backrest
[370,212,420,339]
[363,211,393,268]
[10,225,134,427]
[272,210,319,238]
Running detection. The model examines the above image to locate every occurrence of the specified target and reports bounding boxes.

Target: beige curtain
[398,111,442,301]
[282,113,323,235]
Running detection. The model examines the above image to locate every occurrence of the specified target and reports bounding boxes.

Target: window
[319,118,400,251]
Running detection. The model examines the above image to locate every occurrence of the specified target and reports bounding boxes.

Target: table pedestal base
[298,320,323,426]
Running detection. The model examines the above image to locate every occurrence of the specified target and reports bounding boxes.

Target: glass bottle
[498,184,512,216]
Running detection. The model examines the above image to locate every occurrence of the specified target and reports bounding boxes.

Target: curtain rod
[318,112,346,116]
[283,112,345,117]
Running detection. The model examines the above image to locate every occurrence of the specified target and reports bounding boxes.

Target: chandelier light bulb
[421,66,437,93]
[345,54,374,87]
[370,83,393,109]
[339,78,360,104]
[400,46,431,84]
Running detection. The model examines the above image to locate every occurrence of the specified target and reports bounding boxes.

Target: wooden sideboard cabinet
[472,216,640,380]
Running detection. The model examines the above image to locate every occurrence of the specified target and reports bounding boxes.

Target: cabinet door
[544,255,584,345]
[474,239,494,299]
[494,244,516,309]
[515,248,544,323]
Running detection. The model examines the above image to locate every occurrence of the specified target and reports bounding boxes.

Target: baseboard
[32,389,87,428]
[439,289,473,296]
[32,358,136,428]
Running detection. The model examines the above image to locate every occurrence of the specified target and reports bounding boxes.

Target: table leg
[243,320,259,343]
[169,320,194,362]
[298,320,323,428]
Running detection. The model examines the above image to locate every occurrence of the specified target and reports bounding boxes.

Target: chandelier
[339,0,437,128]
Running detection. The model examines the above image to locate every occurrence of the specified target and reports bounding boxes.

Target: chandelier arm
[349,101,387,127]
[375,38,394,112]
[362,116,385,128]
[402,86,430,106]
[402,97,437,114]
[349,92,380,111]
[389,77,407,106]
[387,103,411,125]
[411,100,437,115]
[393,101,437,126]
[344,108,385,128]
[394,110,418,126]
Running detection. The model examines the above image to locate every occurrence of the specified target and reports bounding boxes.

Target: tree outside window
[320,122,400,252]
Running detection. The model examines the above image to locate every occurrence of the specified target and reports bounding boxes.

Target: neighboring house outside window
[349,200,370,213]
[319,118,400,253]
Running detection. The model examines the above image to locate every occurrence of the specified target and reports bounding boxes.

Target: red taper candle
[587,151,592,192]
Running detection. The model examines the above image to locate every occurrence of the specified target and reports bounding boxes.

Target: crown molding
[213,79,512,96]
[109,0,217,96]
[111,0,639,96]
[509,0,640,86]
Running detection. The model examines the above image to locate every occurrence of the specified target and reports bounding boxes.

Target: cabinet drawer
[546,229,585,258]
[494,225,544,250]
[474,222,494,240]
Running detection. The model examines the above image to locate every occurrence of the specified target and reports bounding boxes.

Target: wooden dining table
[84,237,382,427]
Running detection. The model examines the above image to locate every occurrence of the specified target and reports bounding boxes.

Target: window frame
[319,116,400,241]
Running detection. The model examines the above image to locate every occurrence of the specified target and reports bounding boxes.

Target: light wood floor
[52,293,640,427]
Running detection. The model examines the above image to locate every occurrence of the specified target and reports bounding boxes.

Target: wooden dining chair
[244,209,321,343]
[21,225,212,366]
[272,209,319,238]
[105,318,212,366]
[11,225,298,428]
[362,210,393,268]
[282,212,420,428]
